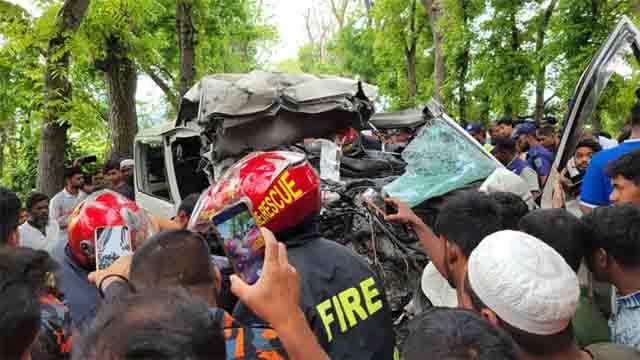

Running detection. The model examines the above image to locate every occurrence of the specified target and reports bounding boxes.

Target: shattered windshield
[383,116,500,207]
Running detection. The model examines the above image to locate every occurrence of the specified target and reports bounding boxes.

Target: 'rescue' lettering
[254,171,304,226]
[315,276,384,342]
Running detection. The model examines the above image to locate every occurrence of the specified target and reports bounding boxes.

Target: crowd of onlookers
[1,100,640,359]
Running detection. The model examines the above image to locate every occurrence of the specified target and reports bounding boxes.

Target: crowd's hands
[230,228,329,360]
[88,255,132,291]
[383,197,421,226]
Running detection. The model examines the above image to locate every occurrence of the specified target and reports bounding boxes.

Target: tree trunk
[534,0,558,125]
[36,0,90,197]
[105,56,138,159]
[458,0,470,124]
[177,0,196,96]
[422,0,446,103]
[363,0,374,27]
[407,48,418,101]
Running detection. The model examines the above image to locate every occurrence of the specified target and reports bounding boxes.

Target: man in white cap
[461,230,640,359]
[120,158,135,188]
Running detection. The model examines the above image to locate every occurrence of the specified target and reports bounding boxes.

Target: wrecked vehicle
[132,71,510,332]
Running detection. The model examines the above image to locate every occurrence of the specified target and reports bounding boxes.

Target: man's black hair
[178,193,201,217]
[403,307,520,360]
[575,138,602,154]
[583,204,640,268]
[518,209,587,272]
[103,159,121,173]
[618,125,632,143]
[497,117,513,127]
[63,166,83,180]
[0,187,21,246]
[493,137,517,153]
[536,126,555,137]
[73,288,226,360]
[26,192,49,212]
[130,230,216,292]
[604,148,640,186]
[464,273,575,356]
[0,248,58,359]
[434,191,503,258]
[487,192,529,230]
[83,174,94,185]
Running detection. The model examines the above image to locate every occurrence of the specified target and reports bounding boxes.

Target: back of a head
[0,187,21,246]
[0,248,58,359]
[435,191,503,257]
[518,209,586,272]
[403,308,520,360]
[583,204,640,268]
[130,230,215,291]
[487,192,529,230]
[74,287,226,360]
[493,137,516,153]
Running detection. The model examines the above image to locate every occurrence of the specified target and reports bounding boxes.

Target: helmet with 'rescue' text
[188,151,321,236]
[67,190,157,269]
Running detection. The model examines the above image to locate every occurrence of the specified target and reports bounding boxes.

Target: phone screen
[213,202,265,285]
[95,226,133,271]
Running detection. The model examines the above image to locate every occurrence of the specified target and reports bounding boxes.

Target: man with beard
[513,123,554,186]
[50,167,84,245]
[19,193,60,254]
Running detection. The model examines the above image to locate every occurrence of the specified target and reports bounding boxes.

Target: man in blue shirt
[492,137,540,196]
[583,205,640,350]
[513,122,554,186]
[580,103,640,214]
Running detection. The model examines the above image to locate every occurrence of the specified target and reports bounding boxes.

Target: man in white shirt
[50,167,84,250]
[20,192,60,254]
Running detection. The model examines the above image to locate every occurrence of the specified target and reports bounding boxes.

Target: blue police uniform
[526,145,554,178]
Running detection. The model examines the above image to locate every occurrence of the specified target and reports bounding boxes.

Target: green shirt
[574,289,611,347]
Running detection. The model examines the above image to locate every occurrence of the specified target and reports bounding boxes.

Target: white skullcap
[421,262,458,307]
[479,168,537,210]
[120,159,134,169]
[467,230,579,335]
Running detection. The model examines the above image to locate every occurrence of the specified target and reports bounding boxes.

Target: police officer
[492,137,540,196]
[513,122,554,186]
[189,151,396,360]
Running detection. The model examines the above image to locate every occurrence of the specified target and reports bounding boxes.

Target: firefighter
[189,151,396,360]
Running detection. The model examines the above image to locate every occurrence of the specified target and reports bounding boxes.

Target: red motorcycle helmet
[189,151,321,236]
[67,190,156,268]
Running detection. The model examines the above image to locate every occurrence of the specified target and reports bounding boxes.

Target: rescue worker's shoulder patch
[534,157,543,169]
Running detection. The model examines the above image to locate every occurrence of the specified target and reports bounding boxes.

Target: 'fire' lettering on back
[254,171,303,226]
[315,277,384,342]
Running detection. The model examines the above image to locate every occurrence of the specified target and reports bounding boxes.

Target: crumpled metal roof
[177,70,378,129]
[175,71,378,164]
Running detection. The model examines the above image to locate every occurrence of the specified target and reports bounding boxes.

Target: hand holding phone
[213,200,265,285]
[95,226,133,271]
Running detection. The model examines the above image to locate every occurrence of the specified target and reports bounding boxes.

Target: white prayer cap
[421,262,458,308]
[467,230,579,335]
[120,159,134,169]
[479,168,537,210]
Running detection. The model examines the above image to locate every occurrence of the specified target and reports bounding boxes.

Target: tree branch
[140,64,179,112]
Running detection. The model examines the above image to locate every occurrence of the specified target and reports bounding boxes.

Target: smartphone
[95,226,133,271]
[213,201,265,285]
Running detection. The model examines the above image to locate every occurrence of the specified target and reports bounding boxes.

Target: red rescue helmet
[189,151,321,235]
[68,190,156,268]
